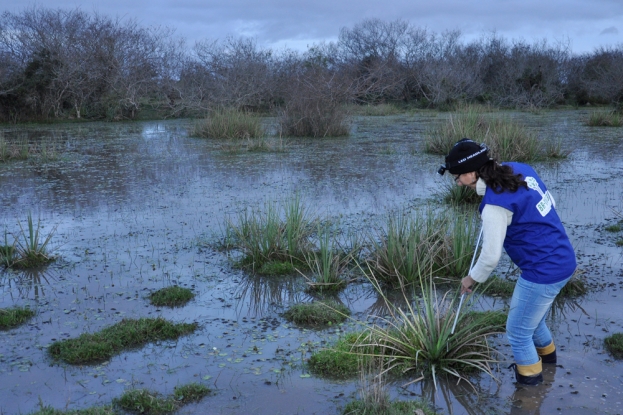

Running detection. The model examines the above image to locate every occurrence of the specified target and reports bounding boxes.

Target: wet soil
[0,110,622,415]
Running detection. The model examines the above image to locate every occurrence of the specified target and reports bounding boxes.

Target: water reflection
[234,274,308,317]
[0,266,55,300]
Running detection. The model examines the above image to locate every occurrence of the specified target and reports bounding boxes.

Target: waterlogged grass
[12,213,57,269]
[48,317,198,364]
[257,260,296,275]
[0,306,35,330]
[193,107,265,139]
[586,110,623,127]
[283,301,350,327]
[308,331,370,378]
[358,272,502,390]
[367,209,481,286]
[438,181,481,205]
[149,286,194,307]
[304,225,352,292]
[482,276,516,297]
[342,399,438,415]
[28,406,115,415]
[424,108,561,161]
[114,383,211,414]
[346,103,404,116]
[559,275,588,297]
[224,194,316,271]
[0,135,60,163]
[604,333,623,359]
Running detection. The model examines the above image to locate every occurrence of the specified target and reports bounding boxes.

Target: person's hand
[461,275,475,295]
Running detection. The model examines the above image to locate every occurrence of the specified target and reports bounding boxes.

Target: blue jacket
[479,162,576,284]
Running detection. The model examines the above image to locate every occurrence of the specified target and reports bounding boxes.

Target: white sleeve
[469,204,512,283]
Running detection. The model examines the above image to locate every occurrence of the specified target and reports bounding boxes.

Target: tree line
[1,7,622,123]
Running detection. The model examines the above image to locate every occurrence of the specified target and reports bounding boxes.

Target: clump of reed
[355,271,503,390]
[149,286,194,307]
[283,300,350,327]
[48,317,197,364]
[303,224,354,291]
[223,194,317,272]
[1,213,57,269]
[424,107,556,161]
[366,209,480,288]
[193,107,265,139]
[586,110,623,127]
[0,306,35,330]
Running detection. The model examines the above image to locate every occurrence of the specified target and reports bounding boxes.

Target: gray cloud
[1,0,623,53]
[600,26,619,35]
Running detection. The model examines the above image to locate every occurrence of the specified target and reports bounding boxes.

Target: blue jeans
[506,275,571,366]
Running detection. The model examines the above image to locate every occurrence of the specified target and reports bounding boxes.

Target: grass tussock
[604,333,623,359]
[193,107,265,139]
[48,317,198,364]
[283,301,350,327]
[308,331,371,378]
[586,110,623,127]
[0,306,35,330]
[355,270,502,390]
[257,260,297,275]
[5,213,57,269]
[224,194,317,272]
[366,209,481,287]
[304,225,353,292]
[424,107,561,161]
[149,286,194,307]
[114,383,211,414]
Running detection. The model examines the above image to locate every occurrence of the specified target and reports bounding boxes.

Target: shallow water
[1,110,622,415]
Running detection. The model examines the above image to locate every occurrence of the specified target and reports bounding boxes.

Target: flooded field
[1,110,622,415]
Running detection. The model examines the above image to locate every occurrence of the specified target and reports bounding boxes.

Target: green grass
[342,399,437,415]
[308,331,370,378]
[559,275,588,297]
[193,107,265,139]
[28,406,115,415]
[12,212,56,269]
[304,225,351,292]
[586,110,623,127]
[257,260,296,275]
[616,239,623,247]
[357,270,503,390]
[149,286,194,307]
[224,194,316,271]
[48,317,198,364]
[283,301,350,327]
[0,238,16,267]
[438,181,481,205]
[0,306,35,330]
[424,107,558,161]
[605,223,622,232]
[604,333,623,359]
[114,383,211,414]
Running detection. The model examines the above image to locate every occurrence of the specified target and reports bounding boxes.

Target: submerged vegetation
[114,383,211,414]
[48,317,198,364]
[0,306,35,330]
[1,213,57,269]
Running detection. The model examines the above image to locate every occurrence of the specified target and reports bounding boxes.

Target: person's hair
[477,160,528,194]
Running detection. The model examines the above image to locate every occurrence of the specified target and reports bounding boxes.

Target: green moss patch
[48,317,198,364]
[283,301,350,327]
[604,333,623,359]
[257,260,296,275]
[149,286,194,307]
[0,306,35,330]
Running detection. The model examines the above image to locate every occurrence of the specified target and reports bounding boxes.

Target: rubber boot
[509,358,543,385]
[537,341,556,364]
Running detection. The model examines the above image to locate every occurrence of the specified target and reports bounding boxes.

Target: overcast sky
[2,1,622,54]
